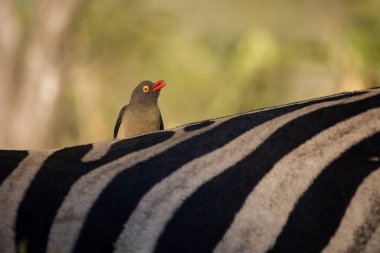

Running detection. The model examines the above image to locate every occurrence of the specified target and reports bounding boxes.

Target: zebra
[1,87,380,253]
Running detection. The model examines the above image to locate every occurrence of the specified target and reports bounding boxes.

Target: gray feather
[114,105,128,138]
[159,113,164,130]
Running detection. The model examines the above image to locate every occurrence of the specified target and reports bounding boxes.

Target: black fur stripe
[154,94,380,253]
[0,150,28,185]
[184,120,214,132]
[15,131,174,253]
[267,132,380,253]
[73,92,365,253]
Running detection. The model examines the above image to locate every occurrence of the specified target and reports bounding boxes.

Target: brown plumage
[114,80,166,139]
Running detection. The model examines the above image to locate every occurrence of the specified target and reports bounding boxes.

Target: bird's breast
[118,106,161,139]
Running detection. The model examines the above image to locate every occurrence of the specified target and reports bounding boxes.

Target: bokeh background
[1,0,379,149]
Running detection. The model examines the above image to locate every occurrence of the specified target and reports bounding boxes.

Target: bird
[114,80,166,139]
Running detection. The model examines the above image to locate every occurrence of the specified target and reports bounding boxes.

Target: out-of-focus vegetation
[0,0,379,149]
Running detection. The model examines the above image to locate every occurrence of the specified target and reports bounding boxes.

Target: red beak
[152,80,166,91]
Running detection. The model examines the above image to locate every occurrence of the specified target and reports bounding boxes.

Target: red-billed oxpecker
[114,80,166,139]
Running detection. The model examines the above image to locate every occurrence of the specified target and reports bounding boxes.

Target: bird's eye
[143,86,149,93]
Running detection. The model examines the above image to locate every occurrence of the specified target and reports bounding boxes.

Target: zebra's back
[1,87,380,253]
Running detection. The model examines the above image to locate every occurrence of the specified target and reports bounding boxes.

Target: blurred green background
[0,0,379,149]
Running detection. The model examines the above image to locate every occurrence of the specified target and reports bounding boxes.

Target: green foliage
[16,0,380,147]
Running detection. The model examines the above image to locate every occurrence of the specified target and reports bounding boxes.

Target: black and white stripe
[1,87,380,253]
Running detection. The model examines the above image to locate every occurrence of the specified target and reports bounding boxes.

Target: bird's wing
[114,105,128,139]
[159,112,164,130]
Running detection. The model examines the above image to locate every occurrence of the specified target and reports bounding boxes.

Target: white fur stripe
[113,91,379,253]
[0,151,53,253]
[81,140,115,162]
[321,168,380,253]
[47,119,225,253]
[213,108,380,253]
[364,220,380,253]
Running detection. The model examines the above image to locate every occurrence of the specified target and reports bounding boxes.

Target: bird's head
[130,80,166,105]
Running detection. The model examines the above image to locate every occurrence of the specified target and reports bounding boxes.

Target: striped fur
[1,87,380,253]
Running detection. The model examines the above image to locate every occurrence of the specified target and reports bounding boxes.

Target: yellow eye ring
[143,86,149,93]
